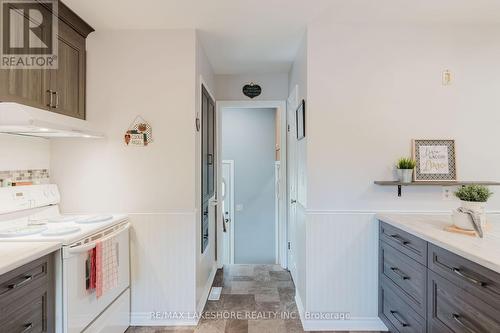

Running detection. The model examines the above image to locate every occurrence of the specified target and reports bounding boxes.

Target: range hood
[0,103,104,138]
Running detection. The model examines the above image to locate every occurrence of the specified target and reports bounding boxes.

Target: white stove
[0,185,130,333]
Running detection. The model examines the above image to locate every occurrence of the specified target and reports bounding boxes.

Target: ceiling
[63,0,500,75]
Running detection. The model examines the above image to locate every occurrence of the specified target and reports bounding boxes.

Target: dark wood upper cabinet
[0,1,93,120]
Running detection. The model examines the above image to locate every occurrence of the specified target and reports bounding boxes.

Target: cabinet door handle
[21,323,33,333]
[452,314,477,333]
[390,234,410,246]
[390,267,410,280]
[8,275,33,289]
[390,310,409,327]
[54,91,60,108]
[46,89,54,107]
[451,268,486,287]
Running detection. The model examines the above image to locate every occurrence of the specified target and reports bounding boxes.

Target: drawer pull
[390,267,409,280]
[8,275,33,289]
[390,234,410,246]
[21,323,33,333]
[452,268,486,287]
[390,310,409,327]
[452,314,477,333]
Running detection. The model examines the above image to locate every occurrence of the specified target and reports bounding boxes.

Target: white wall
[300,16,500,330]
[216,73,289,101]
[287,33,308,313]
[51,29,200,325]
[195,33,217,313]
[0,134,50,171]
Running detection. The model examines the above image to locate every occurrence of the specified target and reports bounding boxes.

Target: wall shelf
[374,181,500,197]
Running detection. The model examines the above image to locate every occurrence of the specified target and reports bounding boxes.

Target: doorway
[216,101,287,267]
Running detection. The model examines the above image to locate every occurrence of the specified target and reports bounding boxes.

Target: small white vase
[460,200,485,214]
[452,201,487,230]
[397,169,413,183]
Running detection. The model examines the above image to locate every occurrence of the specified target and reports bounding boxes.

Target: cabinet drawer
[0,255,49,304]
[380,222,427,265]
[380,241,427,316]
[428,243,500,308]
[428,271,500,333]
[0,289,47,333]
[380,280,426,333]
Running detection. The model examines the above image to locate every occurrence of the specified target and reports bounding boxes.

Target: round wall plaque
[242,83,262,99]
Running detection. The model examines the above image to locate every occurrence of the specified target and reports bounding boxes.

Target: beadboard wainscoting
[129,212,198,326]
[301,211,386,331]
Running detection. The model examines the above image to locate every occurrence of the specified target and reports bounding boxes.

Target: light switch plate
[236,204,243,211]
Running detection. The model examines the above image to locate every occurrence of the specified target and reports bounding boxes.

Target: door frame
[216,100,288,268]
[221,159,235,264]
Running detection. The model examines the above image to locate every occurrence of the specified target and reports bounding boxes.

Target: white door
[221,160,234,265]
[287,87,298,282]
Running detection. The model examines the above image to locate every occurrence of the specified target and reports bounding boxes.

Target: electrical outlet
[442,187,453,201]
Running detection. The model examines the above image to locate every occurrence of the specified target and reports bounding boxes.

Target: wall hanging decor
[242,82,262,99]
[296,99,305,140]
[412,139,456,181]
[124,116,153,146]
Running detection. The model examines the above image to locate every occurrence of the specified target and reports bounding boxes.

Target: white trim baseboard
[295,294,387,332]
[130,313,198,327]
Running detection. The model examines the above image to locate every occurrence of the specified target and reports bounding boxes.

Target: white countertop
[376,213,500,274]
[0,242,61,276]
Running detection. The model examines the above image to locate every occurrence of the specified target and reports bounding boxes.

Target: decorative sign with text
[412,139,456,181]
[124,116,153,147]
[242,82,262,99]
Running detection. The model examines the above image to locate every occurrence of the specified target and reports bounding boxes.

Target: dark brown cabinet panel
[47,18,86,119]
[0,1,93,120]
[0,3,51,109]
[0,254,55,333]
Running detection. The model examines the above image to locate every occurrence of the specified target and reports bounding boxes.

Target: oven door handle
[66,223,130,255]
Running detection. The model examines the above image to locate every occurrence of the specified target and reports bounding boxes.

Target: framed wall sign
[296,99,305,140]
[412,139,456,181]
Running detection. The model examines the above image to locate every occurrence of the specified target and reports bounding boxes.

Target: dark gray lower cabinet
[0,254,54,333]
[379,221,500,333]
[428,271,500,333]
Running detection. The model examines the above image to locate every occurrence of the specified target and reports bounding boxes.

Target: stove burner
[41,226,82,236]
[0,225,48,238]
[76,215,113,224]
[47,216,79,223]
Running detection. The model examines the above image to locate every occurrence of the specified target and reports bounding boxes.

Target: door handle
[54,91,60,108]
[46,89,54,107]
[8,275,33,289]
[291,199,297,204]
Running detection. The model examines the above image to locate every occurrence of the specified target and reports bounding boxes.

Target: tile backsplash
[0,169,50,184]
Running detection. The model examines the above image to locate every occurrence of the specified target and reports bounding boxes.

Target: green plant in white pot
[453,185,493,233]
[396,158,416,183]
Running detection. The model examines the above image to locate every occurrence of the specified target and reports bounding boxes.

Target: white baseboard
[295,294,387,331]
[130,312,198,326]
[196,264,218,314]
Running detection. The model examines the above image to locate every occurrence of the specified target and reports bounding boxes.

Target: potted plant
[396,158,416,183]
[453,185,493,231]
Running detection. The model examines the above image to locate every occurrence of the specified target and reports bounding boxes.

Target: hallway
[127,265,377,333]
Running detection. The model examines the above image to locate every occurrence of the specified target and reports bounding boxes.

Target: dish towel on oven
[96,237,119,298]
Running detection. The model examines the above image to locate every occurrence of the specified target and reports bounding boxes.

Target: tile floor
[126,264,378,333]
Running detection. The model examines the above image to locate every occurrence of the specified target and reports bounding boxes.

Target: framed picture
[296,99,305,140]
[412,139,457,181]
